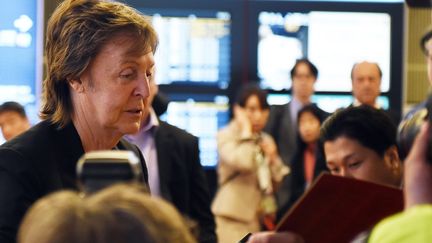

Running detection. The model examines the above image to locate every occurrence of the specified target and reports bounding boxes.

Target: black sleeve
[186,137,217,243]
[0,149,37,243]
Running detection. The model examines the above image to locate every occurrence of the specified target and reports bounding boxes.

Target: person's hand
[260,136,278,163]
[404,122,432,209]
[247,231,304,243]
[233,104,252,136]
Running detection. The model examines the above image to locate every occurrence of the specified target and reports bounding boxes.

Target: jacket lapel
[154,122,174,201]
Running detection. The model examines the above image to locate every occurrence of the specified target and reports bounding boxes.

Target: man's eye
[120,69,136,79]
[121,74,133,79]
[348,161,362,169]
[329,168,339,174]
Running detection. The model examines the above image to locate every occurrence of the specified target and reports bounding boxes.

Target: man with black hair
[0,101,31,141]
[264,58,328,220]
[321,106,402,187]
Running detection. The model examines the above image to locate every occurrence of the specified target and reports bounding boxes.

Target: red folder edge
[276,173,404,243]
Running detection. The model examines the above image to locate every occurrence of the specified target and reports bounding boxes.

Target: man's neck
[293,96,311,106]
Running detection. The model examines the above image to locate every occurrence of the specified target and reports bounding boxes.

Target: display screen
[0,0,43,143]
[161,95,230,167]
[139,9,231,89]
[258,11,391,92]
[267,93,389,113]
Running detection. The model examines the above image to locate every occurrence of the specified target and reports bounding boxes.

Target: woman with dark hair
[212,85,289,242]
[277,104,328,219]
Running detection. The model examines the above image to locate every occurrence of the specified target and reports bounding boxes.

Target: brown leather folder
[276,173,403,243]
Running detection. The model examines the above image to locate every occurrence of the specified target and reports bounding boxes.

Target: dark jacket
[155,121,216,243]
[264,102,329,217]
[0,120,148,243]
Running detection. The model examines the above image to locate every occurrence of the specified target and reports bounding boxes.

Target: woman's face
[298,111,321,144]
[244,95,269,133]
[75,34,154,136]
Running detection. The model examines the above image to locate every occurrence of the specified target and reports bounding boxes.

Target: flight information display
[0,0,43,143]
[161,95,230,167]
[258,11,391,92]
[140,9,231,89]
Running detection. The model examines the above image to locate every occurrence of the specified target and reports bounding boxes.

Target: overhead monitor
[160,95,230,167]
[0,0,43,143]
[258,11,391,92]
[139,9,231,89]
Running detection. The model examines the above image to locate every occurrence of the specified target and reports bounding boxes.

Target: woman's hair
[296,104,327,148]
[297,104,327,126]
[18,184,196,243]
[235,84,269,109]
[41,0,158,127]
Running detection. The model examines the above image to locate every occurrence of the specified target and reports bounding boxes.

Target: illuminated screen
[267,93,389,113]
[0,0,43,143]
[258,11,391,92]
[160,95,230,167]
[140,9,231,89]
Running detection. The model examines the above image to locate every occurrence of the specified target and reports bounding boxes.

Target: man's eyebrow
[342,153,357,162]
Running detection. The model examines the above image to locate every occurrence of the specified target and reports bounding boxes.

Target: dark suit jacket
[264,102,329,215]
[154,121,216,243]
[0,120,148,243]
[264,103,296,167]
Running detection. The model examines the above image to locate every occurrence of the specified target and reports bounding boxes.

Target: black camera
[397,95,432,162]
[76,150,144,194]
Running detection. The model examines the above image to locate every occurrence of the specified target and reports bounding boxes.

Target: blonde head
[18,184,196,243]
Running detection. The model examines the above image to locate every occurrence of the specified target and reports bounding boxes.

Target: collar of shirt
[290,97,310,126]
[353,99,381,109]
[127,108,160,142]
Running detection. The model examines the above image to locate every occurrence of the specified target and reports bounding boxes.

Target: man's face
[292,63,316,102]
[73,33,154,136]
[324,136,401,187]
[0,111,30,141]
[425,39,432,86]
[351,62,381,107]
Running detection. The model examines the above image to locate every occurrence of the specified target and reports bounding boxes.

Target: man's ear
[68,78,84,93]
[385,145,402,174]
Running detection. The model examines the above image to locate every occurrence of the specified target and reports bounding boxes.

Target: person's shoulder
[1,120,54,157]
[0,120,55,173]
[403,101,427,120]
[270,103,289,113]
[158,121,197,141]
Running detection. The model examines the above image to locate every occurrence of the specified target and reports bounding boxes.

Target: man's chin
[122,123,141,135]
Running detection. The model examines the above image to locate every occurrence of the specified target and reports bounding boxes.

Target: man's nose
[135,75,150,98]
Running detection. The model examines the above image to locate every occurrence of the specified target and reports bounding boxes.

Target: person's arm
[246,231,304,243]
[0,149,36,243]
[404,122,432,208]
[217,123,258,172]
